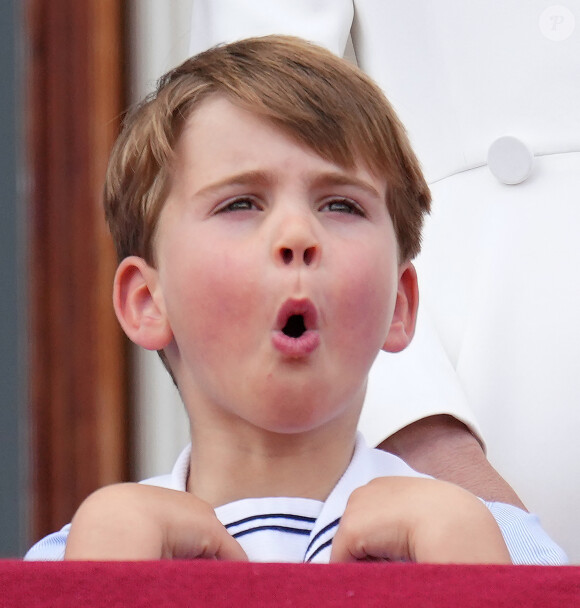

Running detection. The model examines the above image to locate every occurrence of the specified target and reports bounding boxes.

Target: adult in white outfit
[190,0,580,561]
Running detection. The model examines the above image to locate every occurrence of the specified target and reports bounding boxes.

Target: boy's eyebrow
[309,172,383,199]
[193,171,271,199]
[193,170,383,200]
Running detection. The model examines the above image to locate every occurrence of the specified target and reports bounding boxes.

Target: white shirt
[25,434,567,564]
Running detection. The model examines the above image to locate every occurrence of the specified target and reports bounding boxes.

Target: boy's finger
[328,544,355,563]
[328,530,361,563]
[330,537,401,563]
[330,518,409,563]
[216,532,249,562]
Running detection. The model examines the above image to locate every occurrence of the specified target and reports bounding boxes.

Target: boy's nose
[280,245,318,266]
[273,215,320,267]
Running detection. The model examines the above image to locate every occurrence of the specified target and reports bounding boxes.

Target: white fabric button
[487,136,535,185]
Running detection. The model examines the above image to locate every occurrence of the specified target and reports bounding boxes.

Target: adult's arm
[379,415,526,510]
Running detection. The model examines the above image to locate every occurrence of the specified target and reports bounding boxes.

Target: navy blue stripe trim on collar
[305,517,341,555]
[306,538,334,563]
[225,513,317,529]
[232,524,312,539]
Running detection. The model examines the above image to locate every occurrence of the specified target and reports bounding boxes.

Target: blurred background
[1,0,192,558]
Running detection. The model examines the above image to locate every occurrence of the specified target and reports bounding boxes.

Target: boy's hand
[330,477,511,564]
[64,484,247,561]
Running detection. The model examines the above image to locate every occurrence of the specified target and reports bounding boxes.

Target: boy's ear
[113,256,173,351]
[382,261,419,353]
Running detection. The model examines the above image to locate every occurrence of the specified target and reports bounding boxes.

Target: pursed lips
[272,298,320,357]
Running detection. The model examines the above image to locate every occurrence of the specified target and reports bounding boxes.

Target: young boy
[26,36,566,564]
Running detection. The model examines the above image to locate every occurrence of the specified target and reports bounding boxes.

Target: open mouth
[282,314,307,339]
[275,298,318,338]
[273,299,320,356]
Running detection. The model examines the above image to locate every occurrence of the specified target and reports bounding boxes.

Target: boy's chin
[254,402,360,438]
[262,384,365,434]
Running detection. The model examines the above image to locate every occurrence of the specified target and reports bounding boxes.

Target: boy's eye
[321,198,365,217]
[217,198,259,213]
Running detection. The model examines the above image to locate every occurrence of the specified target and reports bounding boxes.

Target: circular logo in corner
[539,5,576,41]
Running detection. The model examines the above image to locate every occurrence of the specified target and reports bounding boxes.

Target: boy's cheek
[334,244,397,313]
[169,258,266,341]
[334,278,395,354]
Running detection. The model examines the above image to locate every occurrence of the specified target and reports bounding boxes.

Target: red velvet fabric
[1,561,579,607]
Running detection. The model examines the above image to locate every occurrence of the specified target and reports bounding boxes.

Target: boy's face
[141,96,414,438]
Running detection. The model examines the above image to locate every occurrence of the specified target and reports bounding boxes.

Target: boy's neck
[186,422,358,508]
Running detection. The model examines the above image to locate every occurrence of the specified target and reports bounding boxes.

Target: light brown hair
[104,35,430,265]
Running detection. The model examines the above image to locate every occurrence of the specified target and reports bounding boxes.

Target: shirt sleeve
[24,524,70,561]
[190,0,355,57]
[484,502,568,565]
